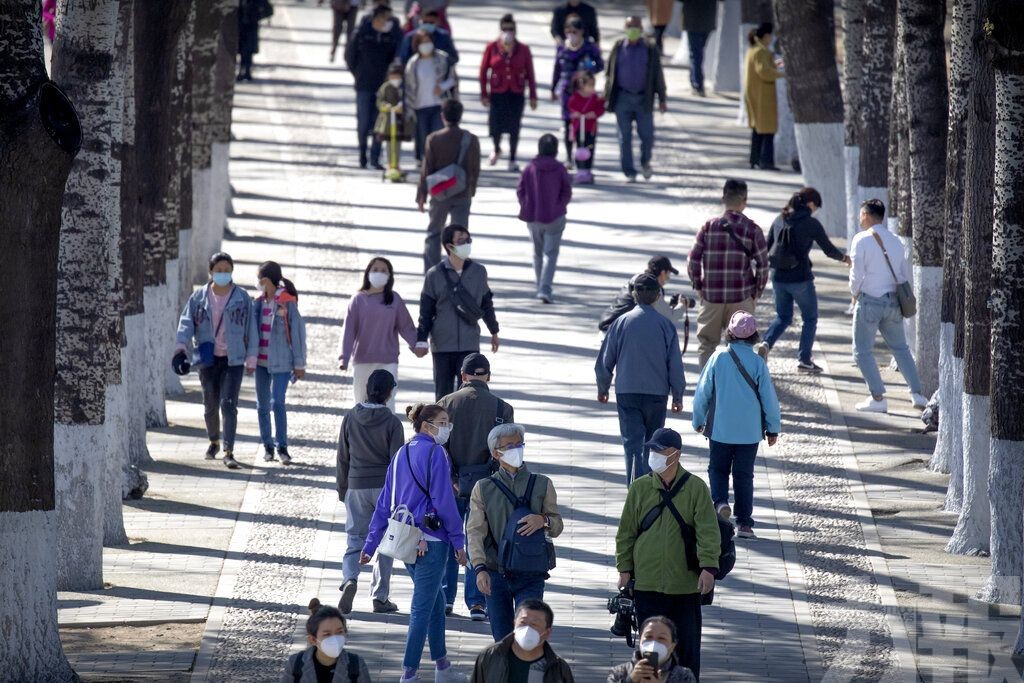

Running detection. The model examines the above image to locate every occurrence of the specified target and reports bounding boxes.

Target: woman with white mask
[279,599,371,682]
[404,29,459,161]
[338,257,420,410]
[607,616,696,682]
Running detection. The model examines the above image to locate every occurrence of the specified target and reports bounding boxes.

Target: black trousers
[432,350,473,400]
[198,357,244,452]
[634,590,703,680]
[750,130,775,168]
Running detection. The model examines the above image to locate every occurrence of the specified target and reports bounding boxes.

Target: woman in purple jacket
[517,134,572,304]
[338,257,421,410]
[361,404,468,683]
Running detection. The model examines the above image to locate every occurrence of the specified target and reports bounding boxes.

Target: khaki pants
[696,298,756,370]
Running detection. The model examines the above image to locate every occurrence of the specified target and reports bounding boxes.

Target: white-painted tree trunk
[735,23,755,126]
[793,122,845,237]
[978,439,1023,606]
[124,312,151,468]
[190,166,212,284]
[947,392,991,556]
[942,352,965,513]
[774,79,798,169]
[0,511,77,680]
[929,323,955,474]
[671,31,690,66]
[913,264,941,396]
[843,146,860,241]
[55,422,106,590]
[102,378,128,546]
[899,235,916,352]
[711,0,741,92]
[209,140,230,253]
[666,1,682,38]
[164,256,184,396]
[177,228,193,310]
[143,283,171,428]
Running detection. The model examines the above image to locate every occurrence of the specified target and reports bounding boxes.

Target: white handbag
[377,457,422,565]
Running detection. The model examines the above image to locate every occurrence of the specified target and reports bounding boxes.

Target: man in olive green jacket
[615,427,719,681]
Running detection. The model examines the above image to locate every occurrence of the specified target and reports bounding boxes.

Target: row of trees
[0,0,239,676]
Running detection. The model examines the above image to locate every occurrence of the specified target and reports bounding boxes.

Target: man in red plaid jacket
[687,179,769,369]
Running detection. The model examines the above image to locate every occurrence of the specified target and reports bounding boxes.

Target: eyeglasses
[498,442,525,451]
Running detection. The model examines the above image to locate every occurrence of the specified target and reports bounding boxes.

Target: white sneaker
[911,392,928,409]
[855,397,888,413]
[435,668,468,683]
[755,342,770,360]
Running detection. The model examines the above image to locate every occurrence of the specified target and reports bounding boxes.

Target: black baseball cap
[631,272,661,291]
[644,427,682,452]
[648,255,678,275]
[461,353,490,376]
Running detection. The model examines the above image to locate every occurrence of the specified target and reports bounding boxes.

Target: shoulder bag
[426,131,471,201]
[869,230,917,318]
[441,262,485,325]
[377,445,434,564]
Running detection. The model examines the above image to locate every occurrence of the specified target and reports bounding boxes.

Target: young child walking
[566,71,605,184]
[374,64,411,177]
[252,261,307,465]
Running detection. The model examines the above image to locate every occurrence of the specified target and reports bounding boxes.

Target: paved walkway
[58,1,1020,681]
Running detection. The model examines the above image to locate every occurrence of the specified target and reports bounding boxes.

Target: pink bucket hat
[728,310,758,339]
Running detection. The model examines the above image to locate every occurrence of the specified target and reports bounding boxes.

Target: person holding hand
[607,616,696,682]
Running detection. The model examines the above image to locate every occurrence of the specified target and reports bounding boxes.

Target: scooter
[573,119,594,185]
[383,105,405,183]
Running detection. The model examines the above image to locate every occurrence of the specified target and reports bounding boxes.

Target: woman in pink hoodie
[516,134,573,304]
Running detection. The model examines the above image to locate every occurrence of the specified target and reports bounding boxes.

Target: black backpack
[292,649,361,682]
[598,284,637,332]
[768,217,799,270]
[490,474,553,575]
[637,472,736,581]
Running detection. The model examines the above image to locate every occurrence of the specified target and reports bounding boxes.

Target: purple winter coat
[517,155,573,224]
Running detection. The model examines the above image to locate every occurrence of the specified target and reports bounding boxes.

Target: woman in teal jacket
[691,310,781,539]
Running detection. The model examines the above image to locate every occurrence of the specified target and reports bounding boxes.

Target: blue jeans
[853,292,923,397]
[403,541,449,670]
[687,31,710,90]
[708,440,758,528]
[527,216,566,298]
[485,571,546,641]
[764,279,819,363]
[443,497,483,608]
[254,366,291,448]
[355,89,382,165]
[616,393,668,484]
[613,90,655,177]
[414,105,443,160]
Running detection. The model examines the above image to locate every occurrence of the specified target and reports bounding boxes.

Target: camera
[607,584,637,647]
[669,292,697,309]
[423,511,442,532]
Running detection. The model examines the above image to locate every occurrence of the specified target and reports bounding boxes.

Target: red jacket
[479,40,537,100]
[567,92,605,136]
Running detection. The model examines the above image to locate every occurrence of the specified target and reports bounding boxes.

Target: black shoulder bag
[441,263,485,325]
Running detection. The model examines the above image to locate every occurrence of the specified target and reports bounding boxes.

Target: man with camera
[615,427,720,681]
[436,353,514,621]
[599,256,696,333]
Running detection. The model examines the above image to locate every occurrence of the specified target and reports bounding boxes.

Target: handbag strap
[727,348,766,431]
[719,218,754,260]
[405,443,436,500]
[869,229,900,285]
[455,131,471,167]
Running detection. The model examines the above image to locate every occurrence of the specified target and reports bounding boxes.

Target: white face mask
[514,625,541,650]
[418,42,434,56]
[318,634,346,658]
[451,243,472,259]
[388,77,402,88]
[501,31,515,44]
[368,271,389,288]
[499,446,524,469]
[432,424,452,445]
[640,640,669,664]
[648,450,673,474]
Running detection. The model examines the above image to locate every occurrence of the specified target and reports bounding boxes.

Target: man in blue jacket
[596,273,685,485]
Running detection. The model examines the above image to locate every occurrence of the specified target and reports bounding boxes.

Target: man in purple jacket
[516,134,572,304]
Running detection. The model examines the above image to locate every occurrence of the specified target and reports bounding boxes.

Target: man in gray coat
[417,224,501,399]
[681,0,717,96]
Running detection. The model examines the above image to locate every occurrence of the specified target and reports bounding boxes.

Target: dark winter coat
[345,20,400,92]
[552,40,604,120]
[471,635,575,683]
[337,403,405,499]
[435,379,514,471]
[765,208,846,283]
[604,38,667,112]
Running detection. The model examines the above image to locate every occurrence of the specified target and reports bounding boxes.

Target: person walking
[607,616,696,683]
[479,13,537,173]
[550,0,600,45]
[405,29,458,162]
[252,261,307,466]
[374,63,414,174]
[552,17,604,164]
[849,199,928,413]
[322,0,358,63]
[361,404,469,683]
[470,599,574,682]
[173,252,257,470]
[338,257,421,411]
[345,4,400,170]
[687,179,769,370]
[566,71,605,184]
[645,0,673,54]
[743,22,783,170]
[691,311,781,541]
[279,603,371,683]
[437,354,515,621]
[237,0,264,81]
[596,273,686,484]
[337,369,403,616]
[761,188,849,372]
[680,0,716,96]
[604,16,667,182]
[417,225,500,399]
[416,100,480,271]
[517,134,572,304]
[615,427,720,681]
[468,424,563,641]
[399,8,459,65]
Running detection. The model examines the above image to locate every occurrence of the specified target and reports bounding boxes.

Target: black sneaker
[263,445,275,462]
[797,361,824,374]
[223,452,240,469]
[338,580,357,615]
[278,447,292,466]
[205,441,220,460]
[445,604,454,616]
[469,605,487,621]
[372,598,398,613]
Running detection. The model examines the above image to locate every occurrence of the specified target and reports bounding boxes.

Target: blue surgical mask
[421,22,436,34]
[211,272,233,287]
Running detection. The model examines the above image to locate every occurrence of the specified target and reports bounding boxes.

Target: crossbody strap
[727,348,767,433]
[405,443,435,499]
[638,472,691,533]
[455,131,471,166]
[869,229,900,285]
[720,218,754,260]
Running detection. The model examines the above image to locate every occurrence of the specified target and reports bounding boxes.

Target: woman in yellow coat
[646,0,674,54]
[744,23,783,170]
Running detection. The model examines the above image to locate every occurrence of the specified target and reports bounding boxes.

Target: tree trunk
[854,0,895,241]
[774,0,846,237]
[176,0,197,319]
[0,2,81,678]
[886,39,908,237]
[710,0,742,93]
[947,5,995,557]
[901,0,949,397]
[982,0,1024,611]
[841,0,865,240]
[207,1,237,274]
[51,0,123,591]
[931,0,974,477]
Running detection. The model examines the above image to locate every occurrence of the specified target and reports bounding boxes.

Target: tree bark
[51,0,123,591]
[710,0,742,93]
[176,0,197,317]
[889,8,912,239]
[774,0,846,236]
[841,0,864,242]
[983,0,1024,612]
[0,1,81,677]
[947,1,995,557]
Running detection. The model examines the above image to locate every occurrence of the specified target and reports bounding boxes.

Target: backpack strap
[523,474,537,507]
[637,472,690,534]
[662,496,700,572]
[495,398,507,425]
[490,474,519,507]
[291,650,305,681]
[455,131,471,166]
[347,652,361,682]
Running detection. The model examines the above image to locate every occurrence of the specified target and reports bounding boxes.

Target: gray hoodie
[337,403,405,499]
